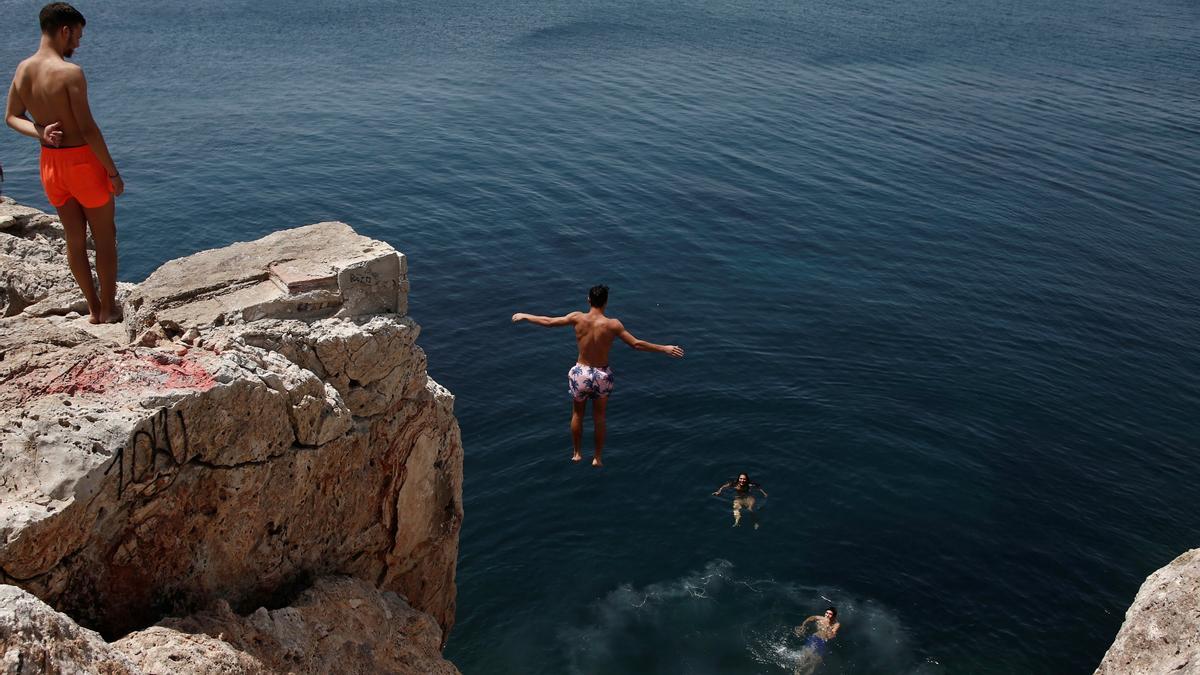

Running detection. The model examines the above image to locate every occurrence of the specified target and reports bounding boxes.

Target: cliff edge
[0,197,462,673]
[1095,549,1200,675]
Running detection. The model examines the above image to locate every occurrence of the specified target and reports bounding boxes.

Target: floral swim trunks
[568,363,614,401]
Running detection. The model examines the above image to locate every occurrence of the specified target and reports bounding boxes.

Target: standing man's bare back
[512,284,684,466]
[6,3,124,324]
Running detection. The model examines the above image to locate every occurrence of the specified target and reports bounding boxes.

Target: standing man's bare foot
[97,305,122,324]
[592,457,603,467]
[87,310,101,324]
[571,451,583,462]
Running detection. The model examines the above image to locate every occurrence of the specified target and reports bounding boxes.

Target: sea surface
[2,0,1198,672]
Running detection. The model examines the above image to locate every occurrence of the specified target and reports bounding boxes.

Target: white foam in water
[559,560,943,674]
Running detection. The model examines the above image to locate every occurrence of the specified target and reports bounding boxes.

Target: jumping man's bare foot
[571,451,583,462]
[591,457,603,467]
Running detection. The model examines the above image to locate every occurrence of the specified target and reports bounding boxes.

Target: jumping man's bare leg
[592,396,607,467]
[81,199,118,323]
[570,399,586,462]
[55,199,101,323]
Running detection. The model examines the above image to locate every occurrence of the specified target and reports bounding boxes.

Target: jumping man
[512,284,684,467]
[6,3,124,324]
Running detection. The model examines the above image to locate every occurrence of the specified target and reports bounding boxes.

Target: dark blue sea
[2,0,1198,672]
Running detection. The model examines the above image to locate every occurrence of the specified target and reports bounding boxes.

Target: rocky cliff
[0,197,462,673]
[1095,549,1200,675]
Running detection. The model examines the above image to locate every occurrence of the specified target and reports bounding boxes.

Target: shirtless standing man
[512,285,684,467]
[6,3,124,324]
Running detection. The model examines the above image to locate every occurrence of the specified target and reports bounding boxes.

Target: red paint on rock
[16,351,217,402]
[147,356,217,391]
[42,357,120,397]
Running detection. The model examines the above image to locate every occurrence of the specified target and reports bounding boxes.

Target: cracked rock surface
[1094,549,1200,675]
[0,202,461,673]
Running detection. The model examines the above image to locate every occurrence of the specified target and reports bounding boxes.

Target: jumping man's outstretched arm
[616,320,684,358]
[512,311,579,327]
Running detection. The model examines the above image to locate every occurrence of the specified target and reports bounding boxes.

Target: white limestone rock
[0,201,462,667]
[0,585,137,674]
[1095,549,1200,674]
[114,576,459,674]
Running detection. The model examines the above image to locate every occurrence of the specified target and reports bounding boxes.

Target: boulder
[0,579,459,674]
[0,202,463,672]
[0,197,82,318]
[0,585,136,674]
[1095,549,1200,674]
[115,576,458,674]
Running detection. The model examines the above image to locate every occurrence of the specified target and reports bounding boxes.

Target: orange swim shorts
[39,145,114,208]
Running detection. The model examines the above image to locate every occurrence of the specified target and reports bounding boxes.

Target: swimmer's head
[824,607,837,621]
[737,473,749,484]
[588,284,609,308]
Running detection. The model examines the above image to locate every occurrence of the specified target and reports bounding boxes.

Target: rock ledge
[0,199,462,673]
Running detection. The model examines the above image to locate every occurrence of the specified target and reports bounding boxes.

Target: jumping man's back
[571,311,626,367]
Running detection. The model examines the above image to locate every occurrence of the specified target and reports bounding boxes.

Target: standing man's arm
[512,311,579,327]
[64,69,122,196]
[5,77,62,146]
[615,320,684,358]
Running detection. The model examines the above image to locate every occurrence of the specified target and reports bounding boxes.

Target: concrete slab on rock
[124,221,409,341]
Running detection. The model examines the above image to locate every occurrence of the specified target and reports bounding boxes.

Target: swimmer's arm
[793,617,817,636]
[616,321,684,358]
[511,311,578,327]
[65,69,120,183]
[712,481,733,496]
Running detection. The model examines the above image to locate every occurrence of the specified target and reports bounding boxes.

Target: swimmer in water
[792,606,839,675]
[712,473,767,527]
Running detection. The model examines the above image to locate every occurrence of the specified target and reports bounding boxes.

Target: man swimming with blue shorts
[512,284,684,467]
[793,607,839,674]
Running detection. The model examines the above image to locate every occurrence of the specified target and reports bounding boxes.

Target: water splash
[559,560,943,674]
